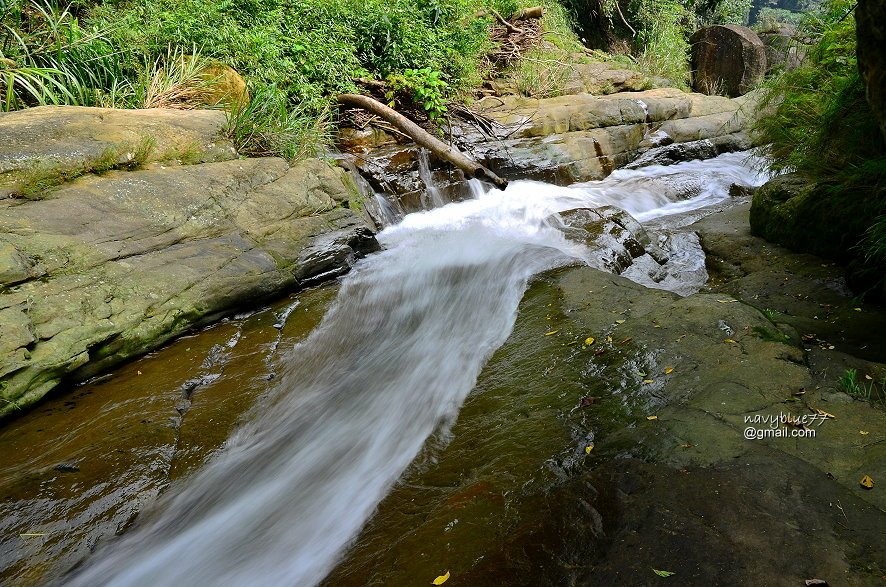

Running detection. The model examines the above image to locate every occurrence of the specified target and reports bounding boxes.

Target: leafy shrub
[386,68,449,122]
[632,0,694,87]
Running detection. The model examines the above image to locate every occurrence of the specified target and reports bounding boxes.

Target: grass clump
[224,85,328,161]
[633,0,694,87]
[12,136,155,200]
[839,368,886,407]
[510,46,574,98]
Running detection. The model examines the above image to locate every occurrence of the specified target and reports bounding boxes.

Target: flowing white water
[69,152,767,587]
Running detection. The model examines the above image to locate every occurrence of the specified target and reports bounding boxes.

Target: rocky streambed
[1,76,885,585]
[2,193,884,585]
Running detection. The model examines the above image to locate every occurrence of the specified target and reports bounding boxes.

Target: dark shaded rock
[728,183,756,197]
[625,138,719,169]
[555,206,670,274]
[750,172,886,301]
[690,25,767,97]
[857,0,886,141]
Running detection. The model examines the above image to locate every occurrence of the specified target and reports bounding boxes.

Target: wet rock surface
[348,88,760,213]
[690,25,768,97]
[0,287,337,585]
[329,202,886,585]
[1,196,883,585]
[750,172,886,301]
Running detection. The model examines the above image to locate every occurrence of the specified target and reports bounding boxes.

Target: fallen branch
[490,9,523,34]
[614,1,636,38]
[510,6,545,20]
[338,93,508,190]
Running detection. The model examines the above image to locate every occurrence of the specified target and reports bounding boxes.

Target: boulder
[751,172,886,301]
[554,206,668,274]
[0,153,378,417]
[446,88,758,184]
[200,62,249,108]
[757,25,806,73]
[690,25,767,97]
[857,0,886,141]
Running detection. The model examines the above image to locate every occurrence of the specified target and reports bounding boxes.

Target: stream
[5,152,766,586]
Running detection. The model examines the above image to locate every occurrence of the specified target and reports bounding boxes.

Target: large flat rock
[0,107,236,191]
[0,156,378,417]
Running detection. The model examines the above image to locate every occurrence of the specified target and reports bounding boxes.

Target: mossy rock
[200,62,249,108]
[750,172,886,299]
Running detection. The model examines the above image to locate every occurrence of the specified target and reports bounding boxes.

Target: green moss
[12,136,156,200]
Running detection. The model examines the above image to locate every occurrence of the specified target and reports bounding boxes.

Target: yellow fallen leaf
[717,299,737,304]
[646,415,658,420]
[723,339,736,344]
[584,337,595,346]
[864,374,873,380]
[853,307,862,312]
[643,379,654,384]
[585,444,594,454]
[860,475,874,490]
[815,408,835,419]
[615,319,625,324]
[544,330,559,336]
[432,571,451,585]
[860,430,869,435]
[606,336,613,343]
[664,367,674,375]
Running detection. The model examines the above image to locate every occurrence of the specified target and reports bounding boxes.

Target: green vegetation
[562,0,756,89]
[753,0,886,294]
[839,368,885,407]
[751,325,791,342]
[385,68,450,123]
[12,137,155,199]
[1,0,583,157]
[224,85,328,161]
[633,0,695,86]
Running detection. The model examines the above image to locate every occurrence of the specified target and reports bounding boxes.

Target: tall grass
[138,46,215,109]
[0,0,126,110]
[753,0,886,293]
[633,0,693,87]
[224,84,329,161]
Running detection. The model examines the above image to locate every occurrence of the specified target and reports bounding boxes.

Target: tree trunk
[337,93,509,190]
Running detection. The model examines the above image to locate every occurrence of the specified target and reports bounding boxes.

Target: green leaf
[652,569,676,577]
